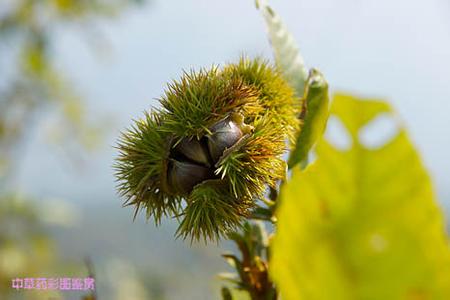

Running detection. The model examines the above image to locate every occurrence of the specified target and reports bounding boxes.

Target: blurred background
[1,0,449,299]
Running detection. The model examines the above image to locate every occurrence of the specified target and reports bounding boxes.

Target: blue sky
[13,0,450,211]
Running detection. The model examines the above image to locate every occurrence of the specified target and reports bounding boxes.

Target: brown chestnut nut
[167,159,213,194]
[173,137,211,167]
[207,118,243,163]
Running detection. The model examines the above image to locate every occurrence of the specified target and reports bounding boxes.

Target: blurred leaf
[221,286,233,300]
[0,194,77,299]
[271,94,450,300]
[218,272,242,286]
[222,254,242,270]
[256,1,329,170]
[21,37,48,75]
[228,288,252,300]
[222,221,275,299]
[256,0,308,97]
[250,206,273,222]
[0,0,143,179]
[288,69,329,168]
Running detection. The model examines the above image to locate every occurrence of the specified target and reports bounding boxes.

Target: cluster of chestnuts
[115,58,299,241]
[167,114,251,195]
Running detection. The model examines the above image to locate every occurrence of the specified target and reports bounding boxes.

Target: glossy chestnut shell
[207,118,243,163]
[166,116,244,194]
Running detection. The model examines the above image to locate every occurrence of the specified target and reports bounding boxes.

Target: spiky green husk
[176,180,253,242]
[114,111,181,223]
[221,57,300,143]
[158,67,261,139]
[115,57,299,242]
[215,116,287,201]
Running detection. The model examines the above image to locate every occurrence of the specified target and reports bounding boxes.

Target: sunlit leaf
[271,94,450,300]
[288,69,329,168]
[256,0,308,97]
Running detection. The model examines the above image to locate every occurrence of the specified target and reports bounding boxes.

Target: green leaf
[221,286,233,300]
[222,254,242,270]
[250,206,273,222]
[271,94,450,300]
[218,272,241,285]
[256,0,308,97]
[288,69,329,168]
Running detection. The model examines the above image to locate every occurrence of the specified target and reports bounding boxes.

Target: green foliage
[0,195,71,299]
[255,0,308,97]
[256,0,330,169]
[0,2,143,299]
[0,0,142,181]
[115,58,299,242]
[288,69,330,168]
[271,94,450,300]
[220,222,276,299]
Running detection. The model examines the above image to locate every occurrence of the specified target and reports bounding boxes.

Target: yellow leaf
[271,94,450,300]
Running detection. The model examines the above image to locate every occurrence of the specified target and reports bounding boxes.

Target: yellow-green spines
[215,116,286,200]
[115,111,181,224]
[115,58,299,242]
[177,180,252,242]
[221,58,300,143]
[158,67,260,139]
